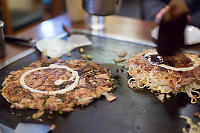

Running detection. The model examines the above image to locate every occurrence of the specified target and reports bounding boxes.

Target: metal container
[0,21,5,58]
[82,0,121,16]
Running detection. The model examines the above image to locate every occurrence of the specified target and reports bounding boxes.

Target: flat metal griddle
[0,35,200,133]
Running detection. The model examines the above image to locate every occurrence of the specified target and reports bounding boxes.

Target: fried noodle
[128,50,200,103]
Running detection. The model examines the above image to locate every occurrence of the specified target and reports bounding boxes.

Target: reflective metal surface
[0,33,67,70]
[0,35,199,133]
[0,21,5,58]
[0,48,36,69]
[82,0,121,16]
[73,28,157,47]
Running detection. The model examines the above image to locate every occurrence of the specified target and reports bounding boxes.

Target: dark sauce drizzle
[145,53,193,68]
[145,54,164,65]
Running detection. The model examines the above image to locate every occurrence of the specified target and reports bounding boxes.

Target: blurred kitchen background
[0,0,142,35]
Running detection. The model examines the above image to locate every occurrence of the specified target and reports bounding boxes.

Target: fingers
[187,15,191,21]
[155,5,191,24]
[155,5,170,24]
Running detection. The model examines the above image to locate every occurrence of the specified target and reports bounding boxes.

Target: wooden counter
[16,14,157,41]
[0,14,157,68]
[2,13,200,68]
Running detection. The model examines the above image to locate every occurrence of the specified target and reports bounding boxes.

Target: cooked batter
[128,49,200,103]
[2,59,116,112]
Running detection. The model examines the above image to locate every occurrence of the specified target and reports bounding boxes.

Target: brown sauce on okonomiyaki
[146,53,194,68]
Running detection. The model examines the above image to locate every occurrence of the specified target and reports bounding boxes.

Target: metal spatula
[36,35,91,58]
[62,24,92,46]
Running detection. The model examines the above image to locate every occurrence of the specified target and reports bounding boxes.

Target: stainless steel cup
[82,0,121,16]
[0,21,5,58]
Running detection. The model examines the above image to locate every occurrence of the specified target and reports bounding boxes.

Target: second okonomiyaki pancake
[127,49,200,103]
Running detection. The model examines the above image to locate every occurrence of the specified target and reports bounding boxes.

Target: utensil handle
[5,35,36,47]
[62,24,73,37]
[5,35,32,43]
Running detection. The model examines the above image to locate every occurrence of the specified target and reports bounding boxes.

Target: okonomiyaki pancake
[1,59,116,112]
[127,49,200,103]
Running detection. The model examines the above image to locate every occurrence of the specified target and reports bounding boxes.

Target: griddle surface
[0,35,199,133]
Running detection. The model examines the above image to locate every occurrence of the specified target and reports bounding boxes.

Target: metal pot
[82,0,121,16]
[0,21,5,58]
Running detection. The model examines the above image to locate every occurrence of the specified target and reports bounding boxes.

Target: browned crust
[2,59,115,112]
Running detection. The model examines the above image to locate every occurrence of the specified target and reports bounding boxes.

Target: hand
[155,5,170,24]
[155,5,191,24]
